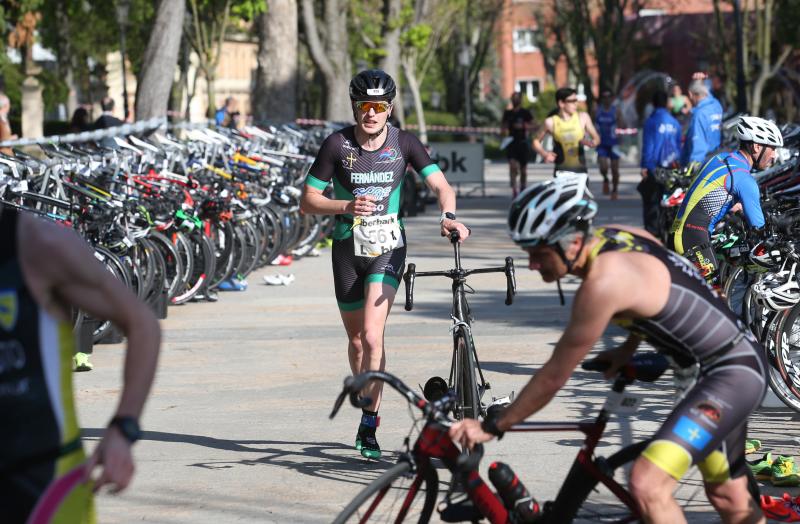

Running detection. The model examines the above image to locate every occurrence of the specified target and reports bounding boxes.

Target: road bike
[403,230,516,420]
[330,352,752,523]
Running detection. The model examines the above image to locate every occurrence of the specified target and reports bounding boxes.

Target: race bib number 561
[353,214,404,257]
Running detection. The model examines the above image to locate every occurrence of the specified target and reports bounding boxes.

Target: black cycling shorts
[331,232,406,311]
[642,338,767,482]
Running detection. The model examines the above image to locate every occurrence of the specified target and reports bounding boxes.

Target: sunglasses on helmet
[354,101,391,114]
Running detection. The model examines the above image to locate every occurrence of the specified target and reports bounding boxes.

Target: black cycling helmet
[349,69,396,102]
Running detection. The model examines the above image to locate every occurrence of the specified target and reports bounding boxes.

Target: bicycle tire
[771,303,800,412]
[333,461,438,524]
[454,328,480,420]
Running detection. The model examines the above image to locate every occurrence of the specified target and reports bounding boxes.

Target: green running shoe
[73,352,93,372]
[772,456,800,487]
[745,438,762,455]
[747,452,773,480]
[360,434,381,460]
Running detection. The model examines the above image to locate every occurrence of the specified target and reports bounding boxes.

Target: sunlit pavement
[76,162,799,522]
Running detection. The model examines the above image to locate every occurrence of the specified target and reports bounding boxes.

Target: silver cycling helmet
[752,269,800,311]
[736,116,784,148]
[508,173,598,247]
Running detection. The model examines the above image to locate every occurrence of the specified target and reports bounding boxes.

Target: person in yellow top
[533,87,601,180]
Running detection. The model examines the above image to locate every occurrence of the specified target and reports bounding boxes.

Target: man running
[595,88,623,199]
[300,69,469,459]
[500,92,535,198]
[532,87,600,180]
[670,116,781,287]
[451,174,766,524]
[1,204,161,522]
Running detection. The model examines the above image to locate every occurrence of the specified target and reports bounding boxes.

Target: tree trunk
[300,0,352,121]
[380,0,404,125]
[136,0,186,120]
[253,0,298,123]
[402,56,427,143]
[206,68,217,119]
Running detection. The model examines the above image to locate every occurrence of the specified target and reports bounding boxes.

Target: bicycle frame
[403,231,516,418]
[332,358,668,523]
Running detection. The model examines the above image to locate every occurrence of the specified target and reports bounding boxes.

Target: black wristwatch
[481,408,505,440]
[108,416,141,444]
[439,211,456,224]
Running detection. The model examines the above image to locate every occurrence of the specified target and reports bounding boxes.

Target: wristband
[481,410,505,439]
[439,212,456,224]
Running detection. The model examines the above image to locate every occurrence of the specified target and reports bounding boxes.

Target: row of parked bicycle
[0,123,339,346]
[652,120,800,411]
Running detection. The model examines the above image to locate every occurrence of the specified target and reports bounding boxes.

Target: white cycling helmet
[752,270,800,311]
[749,241,785,270]
[508,173,598,247]
[736,116,784,147]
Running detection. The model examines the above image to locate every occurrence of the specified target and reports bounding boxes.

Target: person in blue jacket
[638,90,681,235]
[681,79,723,168]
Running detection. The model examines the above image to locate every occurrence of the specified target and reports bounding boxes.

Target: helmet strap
[552,230,588,307]
[556,278,565,306]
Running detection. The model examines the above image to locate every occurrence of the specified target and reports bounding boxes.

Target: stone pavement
[76,162,800,523]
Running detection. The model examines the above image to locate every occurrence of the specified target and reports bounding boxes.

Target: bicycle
[330,352,749,523]
[402,230,516,420]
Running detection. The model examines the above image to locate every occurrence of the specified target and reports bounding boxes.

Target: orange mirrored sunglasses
[355,101,391,114]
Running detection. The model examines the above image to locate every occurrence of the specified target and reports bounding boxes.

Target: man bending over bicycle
[450,174,766,524]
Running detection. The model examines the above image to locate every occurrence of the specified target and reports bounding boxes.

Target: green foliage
[0,54,24,110]
[528,88,556,123]
[404,109,461,127]
[38,67,68,112]
[349,0,386,66]
[400,23,432,51]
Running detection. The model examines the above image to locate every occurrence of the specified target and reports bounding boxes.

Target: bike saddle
[582,352,670,382]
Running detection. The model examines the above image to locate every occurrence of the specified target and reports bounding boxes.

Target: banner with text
[431,142,484,185]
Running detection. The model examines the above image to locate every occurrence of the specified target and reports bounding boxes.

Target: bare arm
[424,171,470,241]
[21,214,161,492]
[582,112,601,146]
[301,184,374,216]
[23,215,160,419]
[532,117,554,160]
[494,276,619,430]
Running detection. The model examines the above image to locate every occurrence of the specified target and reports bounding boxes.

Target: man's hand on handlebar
[449,418,495,450]
[441,219,470,242]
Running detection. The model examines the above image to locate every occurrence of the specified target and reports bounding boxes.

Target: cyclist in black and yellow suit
[451,175,766,524]
[0,204,160,523]
[533,87,601,180]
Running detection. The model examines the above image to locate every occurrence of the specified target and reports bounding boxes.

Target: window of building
[512,29,538,53]
[515,79,540,102]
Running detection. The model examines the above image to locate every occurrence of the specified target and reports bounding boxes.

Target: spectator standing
[0,92,17,156]
[500,92,535,197]
[215,97,238,127]
[93,97,124,129]
[69,106,92,133]
[594,88,623,199]
[639,91,681,235]
[680,79,723,169]
[667,84,692,121]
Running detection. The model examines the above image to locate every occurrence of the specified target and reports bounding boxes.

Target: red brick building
[493,0,734,103]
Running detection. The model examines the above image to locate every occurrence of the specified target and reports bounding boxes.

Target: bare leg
[509,159,520,196]
[519,162,528,192]
[705,476,765,524]
[357,282,397,412]
[598,156,610,195]
[611,157,621,199]
[630,456,687,524]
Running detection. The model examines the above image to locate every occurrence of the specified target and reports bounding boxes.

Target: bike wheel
[454,329,480,420]
[333,462,438,524]
[771,304,800,412]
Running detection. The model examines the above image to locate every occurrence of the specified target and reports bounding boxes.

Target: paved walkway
[76,163,800,522]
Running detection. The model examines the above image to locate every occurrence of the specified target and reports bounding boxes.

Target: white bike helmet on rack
[752,268,800,310]
[736,116,784,147]
[508,173,598,247]
[749,241,785,270]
